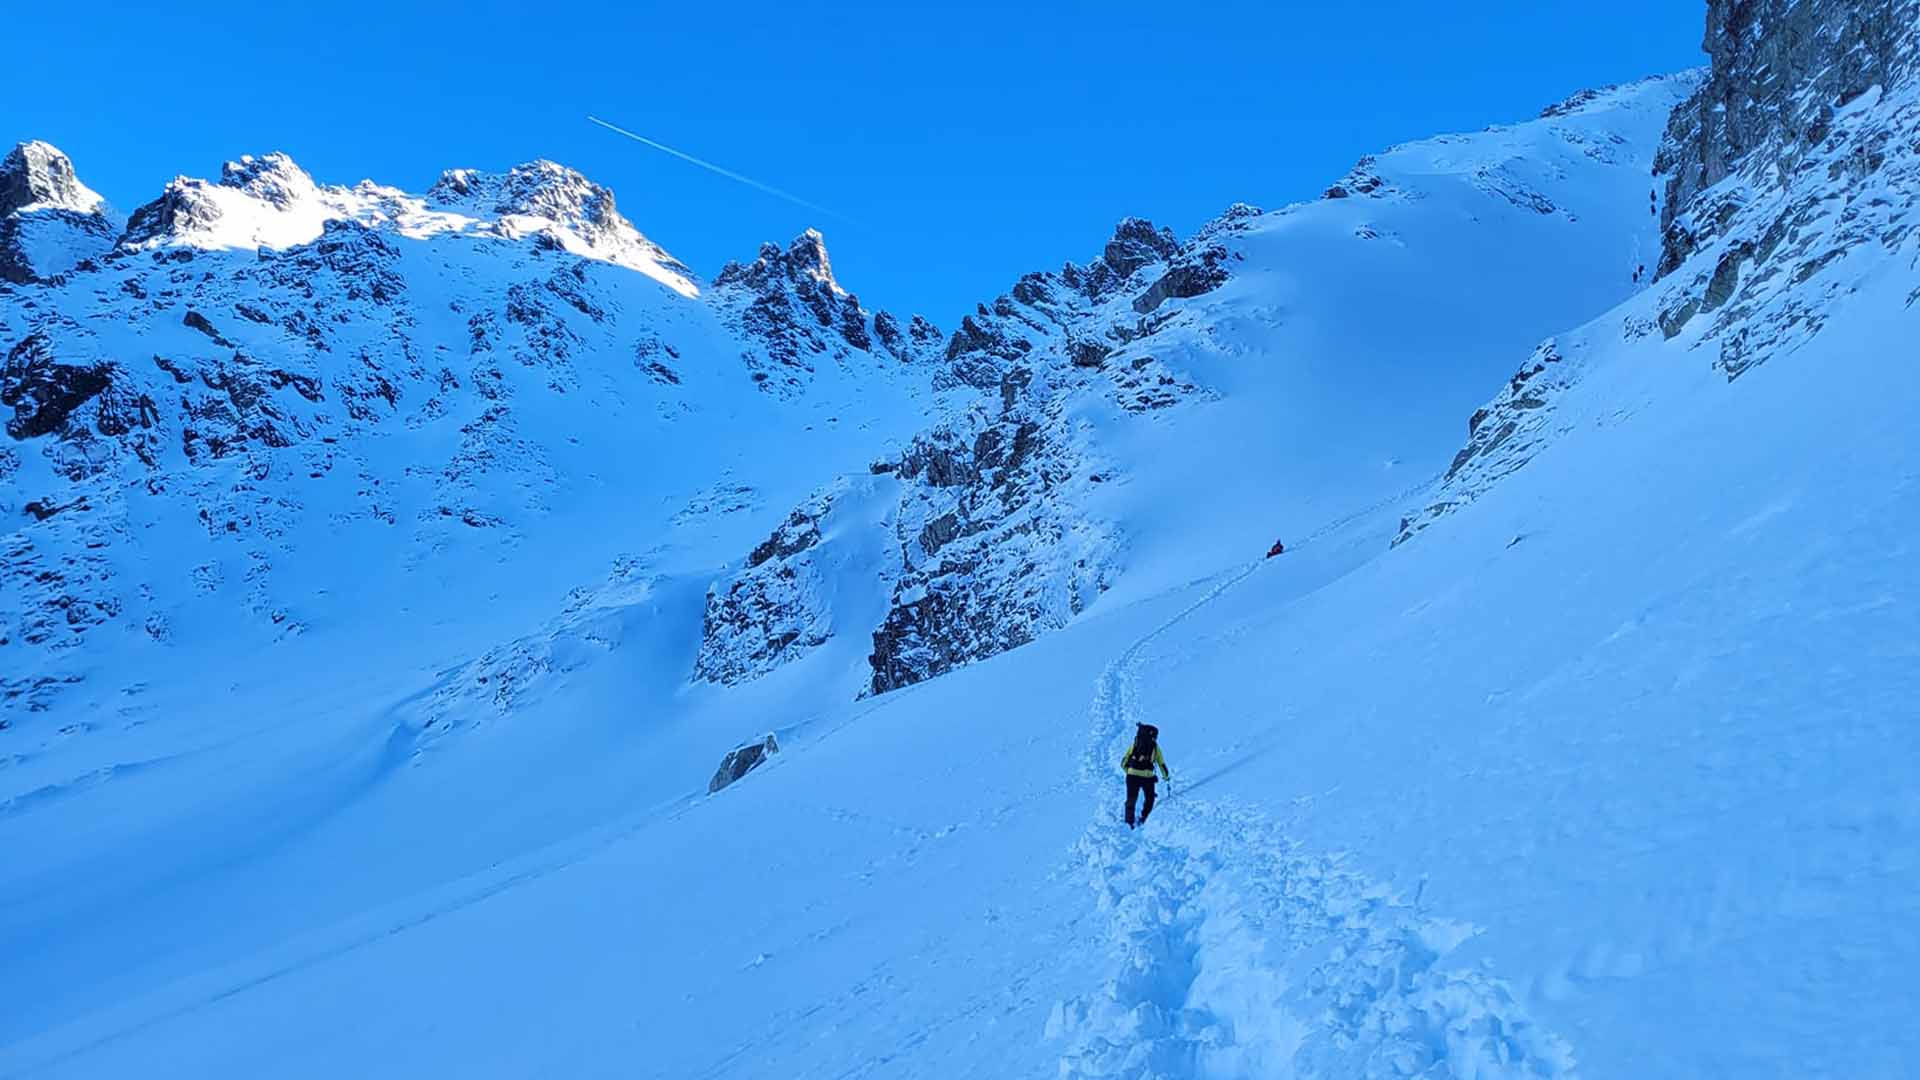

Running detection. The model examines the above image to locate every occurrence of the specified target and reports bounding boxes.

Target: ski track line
[1051,555,1578,1078]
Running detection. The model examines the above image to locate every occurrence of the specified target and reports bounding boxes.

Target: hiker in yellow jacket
[1120,723,1170,828]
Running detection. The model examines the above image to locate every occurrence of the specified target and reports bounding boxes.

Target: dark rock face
[428,158,691,275]
[703,207,1253,695]
[0,142,93,216]
[1394,339,1574,546]
[1,332,159,462]
[0,142,117,283]
[1649,0,1920,378]
[1654,0,1919,277]
[2,334,113,440]
[0,207,116,284]
[1131,206,1255,314]
[749,506,825,568]
[1538,86,1614,119]
[712,229,939,393]
[1057,216,1200,306]
[1324,157,1394,200]
[1134,250,1231,314]
[218,153,313,209]
[708,734,780,794]
[120,182,221,249]
[867,365,1111,696]
[872,311,945,364]
[695,487,841,685]
[158,352,325,465]
[1102,218,1181,278]
[1404,3,1920,546]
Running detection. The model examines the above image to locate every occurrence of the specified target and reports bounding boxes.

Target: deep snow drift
[4,5,1919,1076]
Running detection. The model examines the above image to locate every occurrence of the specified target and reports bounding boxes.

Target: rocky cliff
[711,229,943,396]
[0,142,118,284]
[1398,1,1920,545]
[693,208,1254,695]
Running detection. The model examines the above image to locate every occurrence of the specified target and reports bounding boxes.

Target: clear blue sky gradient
[15,1,1706,325]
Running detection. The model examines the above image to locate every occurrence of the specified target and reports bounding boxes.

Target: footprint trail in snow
[1050,565,1576,1079]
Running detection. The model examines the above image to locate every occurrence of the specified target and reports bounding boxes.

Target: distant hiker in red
[1121,723,1170,828]
[1266,539,1286,558]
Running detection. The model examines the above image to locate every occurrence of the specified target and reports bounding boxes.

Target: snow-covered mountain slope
[5,3,1918,1077]
[0,68,1725,1073]
[698,73,1697,697]
[0,146,949,731]
[0,140,956,1049]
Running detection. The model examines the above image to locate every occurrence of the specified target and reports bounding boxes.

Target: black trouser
[1125,774,1157,826]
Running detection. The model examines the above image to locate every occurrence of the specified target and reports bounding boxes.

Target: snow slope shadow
[1051,563,1575,1078]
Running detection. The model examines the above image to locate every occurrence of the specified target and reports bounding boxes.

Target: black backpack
[1125,724,1159,772]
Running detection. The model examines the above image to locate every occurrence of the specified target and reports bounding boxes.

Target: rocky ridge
[696,210,1255,692]
[0,142,118,284]
[0,143,942,716]
[711,229,944,395]
[1397,2,1919,544]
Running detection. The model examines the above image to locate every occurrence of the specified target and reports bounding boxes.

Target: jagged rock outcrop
[694,485,842,685]
[0,142,117,283]
[2,330,159,460]
[1401,4,1920,544]
[872,310,945,364]
[1655,0,1919,276]
[1393,338,1583,546]
[711,229,942,393]
[0,144,942,718]
[119,152,323,250]
[0,142,96,216]
[1323,156,1398,201]
[1131,204,1256,314]
[1650,0,1919,377]
[701,210,1249,694]
[708,734,779,793]
[867,364,1116,695]
[426,159,696,286]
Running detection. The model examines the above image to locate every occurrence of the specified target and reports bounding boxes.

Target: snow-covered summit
[118,150,347,253]
[0,141,116,283]
[220,152,322,209]
[5,7,1919,1075]
[426,159,697,295]
[696,74,1700,698]
[111,152,700,295]
[710,227,945,393]
[0,141,105,216]
[714,227,843,293]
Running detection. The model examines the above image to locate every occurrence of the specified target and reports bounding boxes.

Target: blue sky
[15,1,1704,325]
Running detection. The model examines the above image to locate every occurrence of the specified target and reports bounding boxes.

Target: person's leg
[1140,778,1157,823]
[1125,775,1142,826]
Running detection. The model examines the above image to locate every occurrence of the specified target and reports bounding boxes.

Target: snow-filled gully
[1050,565,1575,1079]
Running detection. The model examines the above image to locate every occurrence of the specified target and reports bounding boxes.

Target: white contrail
[587,115,855,225]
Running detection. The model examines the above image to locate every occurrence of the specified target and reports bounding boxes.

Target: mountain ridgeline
[5,0,1917,727]
[4,4,1918,1075]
